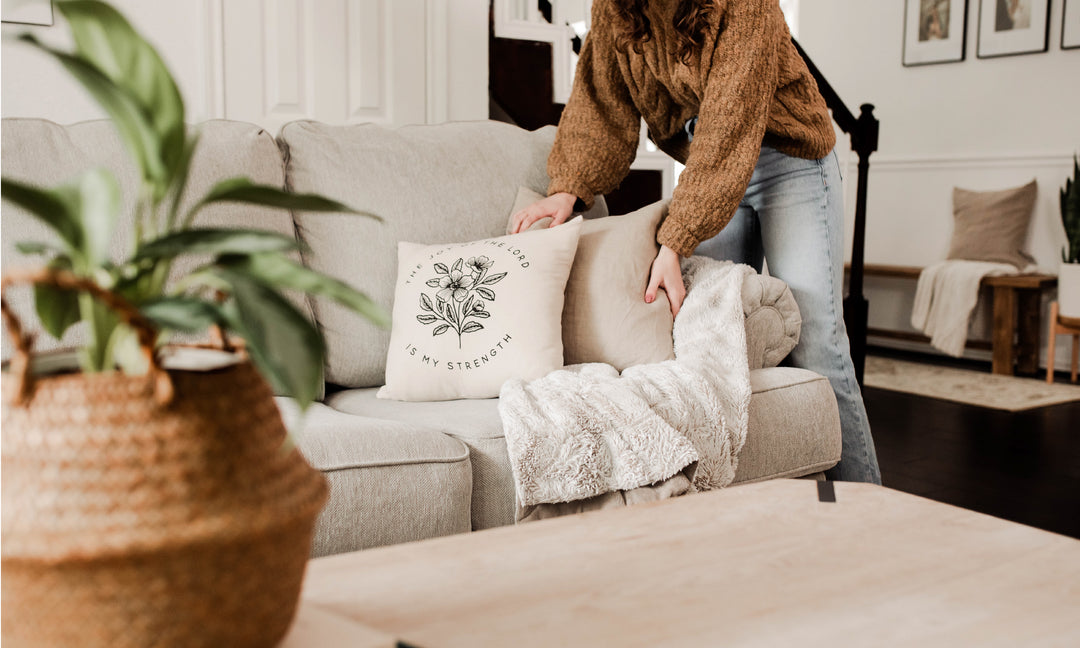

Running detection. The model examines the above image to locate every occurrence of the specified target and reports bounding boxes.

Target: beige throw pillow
[948,180,1037,268]
[378,217,583,401]
[509,188,675,370]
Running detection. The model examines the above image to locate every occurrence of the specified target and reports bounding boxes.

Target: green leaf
[135,228,300,261]
[140,296,223,333]
[185,177,377,227]
[217,253,390,329]
[1,178,82,251]
[76,168,120,266]
[34,258,81,340]
[16,241,63,256]
[216,269,325,410]
[56,0,186,195]
[79,292,122,372]
[165,133,201,229]
[18,34,167,184]
[105,323,148,375]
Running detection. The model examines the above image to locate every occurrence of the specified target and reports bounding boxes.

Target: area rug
[863,356,1080,411]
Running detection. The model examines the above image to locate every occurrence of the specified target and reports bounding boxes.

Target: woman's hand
[646,245,686,318]
[509,192,577,234]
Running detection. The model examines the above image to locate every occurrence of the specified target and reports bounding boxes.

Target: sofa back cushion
[1,118,310,361]
[278,120,605,388]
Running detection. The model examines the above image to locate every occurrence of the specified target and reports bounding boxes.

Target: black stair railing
[793,38,878,386]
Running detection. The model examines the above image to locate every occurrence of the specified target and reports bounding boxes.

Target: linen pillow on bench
[948,179,1037,269]
[379,217,583,401]
[509,187,675,370]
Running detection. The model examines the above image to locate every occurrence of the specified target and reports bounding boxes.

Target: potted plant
[1060,155,1080,319]
[0,2,387,647]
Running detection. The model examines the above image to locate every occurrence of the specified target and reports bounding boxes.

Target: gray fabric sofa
[1,117,842,558]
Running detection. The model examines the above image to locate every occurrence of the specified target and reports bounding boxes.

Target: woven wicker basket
[1,271,328,648]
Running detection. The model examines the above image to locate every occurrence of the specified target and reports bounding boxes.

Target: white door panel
[222,0,426,130]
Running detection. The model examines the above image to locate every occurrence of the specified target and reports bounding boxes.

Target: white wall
[2,2,215,123]
[1,0,488,128]
[799,1,1080,369]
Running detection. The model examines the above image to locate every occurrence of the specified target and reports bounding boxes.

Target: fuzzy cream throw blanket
[499,258,753,521]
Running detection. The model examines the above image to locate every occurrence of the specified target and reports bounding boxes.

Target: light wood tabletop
[289,480,1080,647]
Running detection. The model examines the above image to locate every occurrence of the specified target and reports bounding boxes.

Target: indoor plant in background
[0,2,387,647]
[1060,155,1080,319]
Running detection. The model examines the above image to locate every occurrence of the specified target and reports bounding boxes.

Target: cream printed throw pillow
[378,217,583,401]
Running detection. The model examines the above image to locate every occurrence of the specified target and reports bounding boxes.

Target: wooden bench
[846,263,1058,376]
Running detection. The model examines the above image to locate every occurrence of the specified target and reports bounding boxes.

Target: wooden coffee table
[281,480,1080,647]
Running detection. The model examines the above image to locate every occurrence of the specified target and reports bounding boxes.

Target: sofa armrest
[742,273,801,370]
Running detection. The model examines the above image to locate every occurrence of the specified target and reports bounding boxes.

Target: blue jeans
[694,145,882,484]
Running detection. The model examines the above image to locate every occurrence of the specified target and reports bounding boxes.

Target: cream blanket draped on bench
[499,258,753,522]
[911,260,1026,357]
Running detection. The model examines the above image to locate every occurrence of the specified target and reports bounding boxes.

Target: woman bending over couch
[509,0,881,484]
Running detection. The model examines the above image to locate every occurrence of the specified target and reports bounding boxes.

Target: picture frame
[976,0,1051,58]
[1,0,53,26]
[903,0,970,66]
[1064,0,1080,49]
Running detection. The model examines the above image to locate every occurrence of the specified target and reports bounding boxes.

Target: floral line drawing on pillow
[417,256,507,348]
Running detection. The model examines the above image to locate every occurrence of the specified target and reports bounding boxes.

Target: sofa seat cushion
[732,368,842,484]
[326,366,841,532]
[325,390,514,531]
[275,399,472,557]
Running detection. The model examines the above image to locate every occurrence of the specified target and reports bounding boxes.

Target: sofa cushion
[276,399,472,557]
[278,120,606,388]
[326,365,840,532]
[511,188,676,370]
[378,219,583,401]
[731,368,842,483]
[325,390,514,531]
[1,119,315,382]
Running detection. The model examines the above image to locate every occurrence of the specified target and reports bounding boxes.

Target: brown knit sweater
[548,0,836,257]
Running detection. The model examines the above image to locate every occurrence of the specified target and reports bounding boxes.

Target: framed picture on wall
[1064,0,1080,49]
[903,0,970,66]
[976,0,1051,58]
[1,0,52,25]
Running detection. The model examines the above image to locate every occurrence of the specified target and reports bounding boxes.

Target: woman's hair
[612,0,715,64]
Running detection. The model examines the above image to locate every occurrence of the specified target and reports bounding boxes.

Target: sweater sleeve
[656,0,780,257]
[546,3,641,209]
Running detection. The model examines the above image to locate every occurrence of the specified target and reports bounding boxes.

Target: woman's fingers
[667,278,686,318]
[646,245,686,318]
[645,266,662,304]
[518,208,551,233]
[511,193,578,234]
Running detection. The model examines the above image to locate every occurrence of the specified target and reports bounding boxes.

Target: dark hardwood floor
[862,349,1080,539]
